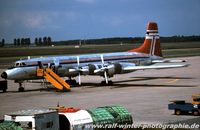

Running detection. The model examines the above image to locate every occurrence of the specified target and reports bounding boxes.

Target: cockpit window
[15,62,26,67]
[15,63,20,67]
[21,62,26,66]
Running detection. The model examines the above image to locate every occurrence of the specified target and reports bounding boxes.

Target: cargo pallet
[2,105,133,130]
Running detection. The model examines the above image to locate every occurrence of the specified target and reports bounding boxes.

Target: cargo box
[4,109,59,130]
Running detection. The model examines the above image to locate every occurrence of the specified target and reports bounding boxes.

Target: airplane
[1,22,188,92]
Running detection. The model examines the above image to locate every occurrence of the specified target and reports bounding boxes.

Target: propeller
[68,56,89,85]
[100,55,109,84]
[77,56,81,85]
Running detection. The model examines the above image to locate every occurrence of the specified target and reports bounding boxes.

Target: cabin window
[21,62,26,66]
[15,63,20,67]
[97,65,102,69]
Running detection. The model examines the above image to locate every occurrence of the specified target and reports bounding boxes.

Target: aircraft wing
[123,64,189,71]
[152,59,186,63]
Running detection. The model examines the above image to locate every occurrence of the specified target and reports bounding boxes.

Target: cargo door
[35,112,59,130]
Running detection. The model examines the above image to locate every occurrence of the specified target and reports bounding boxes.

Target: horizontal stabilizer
[124,64,189,71]
[152,59,186,63]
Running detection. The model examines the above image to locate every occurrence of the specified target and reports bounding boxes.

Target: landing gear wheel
[108,81,113,85]
[175,109,181,115]
[71,80,77,85]
[193,111,199,116]
[3,88,7,93]
[101,80,113,86]
[65,79,77,86]
[101,81,106,86]
[18,87,24,92]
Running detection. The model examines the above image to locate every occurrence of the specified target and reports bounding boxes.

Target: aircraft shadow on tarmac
[1,76,196,93]
[0,88,50,93]
[81,76,196,89]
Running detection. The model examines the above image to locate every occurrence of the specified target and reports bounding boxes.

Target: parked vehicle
[168,94,200,116]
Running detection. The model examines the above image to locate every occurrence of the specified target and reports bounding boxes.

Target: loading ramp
[37,68,71,91]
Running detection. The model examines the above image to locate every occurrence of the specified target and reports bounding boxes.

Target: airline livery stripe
[17,56,149,68]
[148,33,159,36]
[150,37,154,55]
[145,35,159,39]
[152,37,156,55]
[146,30,158,32]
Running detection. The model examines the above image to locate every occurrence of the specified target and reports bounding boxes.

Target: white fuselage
[1,52,162,81]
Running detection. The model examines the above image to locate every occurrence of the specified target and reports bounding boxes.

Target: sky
[0,0,200,43]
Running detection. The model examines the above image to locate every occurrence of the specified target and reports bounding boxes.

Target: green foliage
[35,36,52,46]
[14,38,31,46]
[54,35,200,46]
[0,39,5,47]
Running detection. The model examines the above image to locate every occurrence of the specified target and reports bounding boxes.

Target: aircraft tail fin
[128,22,162,57]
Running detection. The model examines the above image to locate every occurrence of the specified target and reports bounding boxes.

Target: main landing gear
[101,80,113,86]
[18,82,25,92]
[65,78,77,87]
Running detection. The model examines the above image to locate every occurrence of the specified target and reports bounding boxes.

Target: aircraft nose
[1,72,7,79]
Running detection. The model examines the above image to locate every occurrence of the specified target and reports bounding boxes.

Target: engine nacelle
[87,64,115,77]
[88,64,102,75]
[87,62,136,76]
[114,62,136,74]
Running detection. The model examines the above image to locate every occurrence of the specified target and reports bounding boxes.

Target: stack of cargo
[87,107,115,125]
[59,105,133,129]
[87,105,133,126]
[3,105,133,130]
[103,105,133,125]
[0,121,23,130]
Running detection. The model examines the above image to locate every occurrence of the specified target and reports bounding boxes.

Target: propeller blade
[77,56,81,85]
[77,56,80,66]
[101,55,104,64]
[104,71,108,84]
[94,68,102,74]
[78,73,81,85]
[68,68,77,72]
[81,68,89,73]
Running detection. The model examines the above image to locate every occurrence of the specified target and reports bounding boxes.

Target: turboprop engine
[113,62,136,74]
[87,62,136,76]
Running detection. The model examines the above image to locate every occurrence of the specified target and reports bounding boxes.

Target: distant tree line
[1,35,200,47]
[0,39,5,47]
[57,37,135,46]
[160,35,200,43]
[14,38,31,46]
[131,35,200,43]
[12,37,52,46]
[35,37,52,46]
[55,35,200,46]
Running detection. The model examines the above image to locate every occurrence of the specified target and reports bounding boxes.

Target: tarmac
[0,56,200,125]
